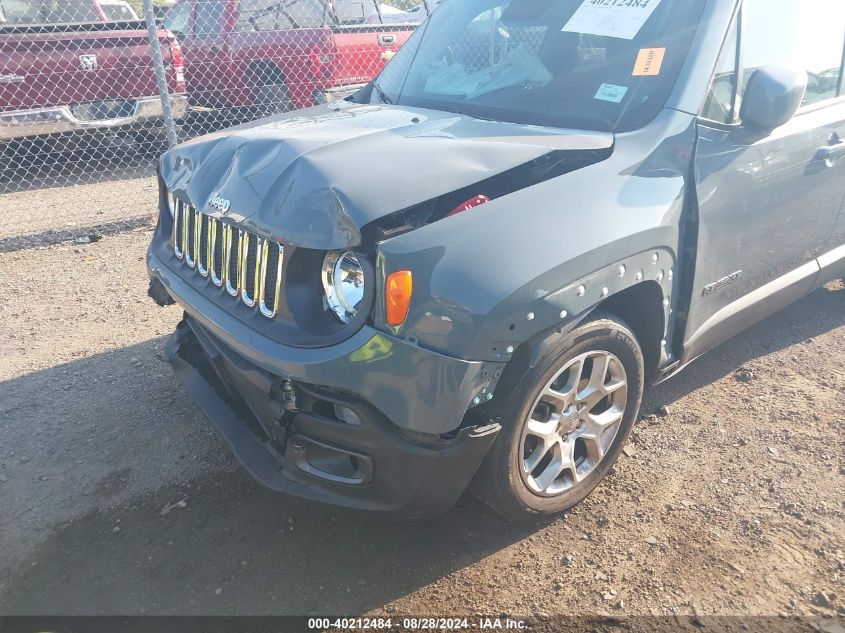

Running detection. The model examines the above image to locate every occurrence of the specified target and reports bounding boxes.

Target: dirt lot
[0,214,843,623]
[0,173,157,247]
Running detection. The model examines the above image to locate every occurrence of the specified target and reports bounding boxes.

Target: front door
[682,0,845,362]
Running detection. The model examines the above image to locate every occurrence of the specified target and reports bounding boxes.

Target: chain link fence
[0,0,431,248]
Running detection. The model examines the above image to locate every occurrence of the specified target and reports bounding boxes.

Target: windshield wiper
[373,82,393,105]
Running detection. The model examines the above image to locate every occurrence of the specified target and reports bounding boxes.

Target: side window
[193,0,225,38]
[236,0,325,31]
[701,12,739,124]
[742,0,845,108]
[164,0,189,36]
[334,0,379,25]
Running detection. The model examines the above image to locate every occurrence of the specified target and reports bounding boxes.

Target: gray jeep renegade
[147,0,845,520]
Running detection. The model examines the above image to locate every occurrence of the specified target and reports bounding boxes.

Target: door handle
[377,34,395,46]
[816,134,845,167]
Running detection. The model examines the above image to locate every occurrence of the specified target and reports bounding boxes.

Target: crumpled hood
[161,102,614,249]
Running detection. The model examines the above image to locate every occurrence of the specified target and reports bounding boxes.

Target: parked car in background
[97,0,139,21]
[162,0,427,114]
[0,0,187,148]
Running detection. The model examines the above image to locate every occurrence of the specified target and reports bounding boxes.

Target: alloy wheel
[519,350,628,496]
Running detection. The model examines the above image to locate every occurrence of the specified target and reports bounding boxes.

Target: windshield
[0,0,100,24]
[373,0,705,132]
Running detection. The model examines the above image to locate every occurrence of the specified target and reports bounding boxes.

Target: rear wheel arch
[248,61,293,114]
[248,59,287,86]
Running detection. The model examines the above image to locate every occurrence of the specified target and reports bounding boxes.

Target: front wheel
[472,312,644,522]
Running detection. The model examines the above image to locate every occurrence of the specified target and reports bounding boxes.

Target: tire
[472,311,645,522]
[253,81,293,117]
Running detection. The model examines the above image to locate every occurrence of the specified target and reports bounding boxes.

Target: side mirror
[740,66,807,132]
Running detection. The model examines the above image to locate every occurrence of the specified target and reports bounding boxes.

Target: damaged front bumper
[165,317,500,517]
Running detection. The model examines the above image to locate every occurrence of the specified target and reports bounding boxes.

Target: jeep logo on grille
[209,194,231,214]
[79,55,98,71]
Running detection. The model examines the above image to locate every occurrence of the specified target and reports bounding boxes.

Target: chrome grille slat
[197,214,210,277]
[185,207,197,268]
[180,203,189,262]
[259,242,284,318]
[209,219,224,287]
[173,199,185,259]
[241,233,261,308]
[169,202,283,320]
[225,226,241,297]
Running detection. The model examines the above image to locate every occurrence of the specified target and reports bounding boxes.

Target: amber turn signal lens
[386,270,413,326]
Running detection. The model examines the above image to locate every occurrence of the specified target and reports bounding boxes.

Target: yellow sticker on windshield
[633,48,666,76]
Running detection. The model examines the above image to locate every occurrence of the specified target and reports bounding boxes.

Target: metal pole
[142,0,178,148]
[422,0,433,16]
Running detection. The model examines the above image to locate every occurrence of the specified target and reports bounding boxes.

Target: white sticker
[595,83,629,103]
[562,0,664,41]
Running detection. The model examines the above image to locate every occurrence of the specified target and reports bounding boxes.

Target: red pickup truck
[162,0,426,114]
[0,0,187,146]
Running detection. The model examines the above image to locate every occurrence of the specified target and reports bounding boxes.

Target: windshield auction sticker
[562,0,664,40]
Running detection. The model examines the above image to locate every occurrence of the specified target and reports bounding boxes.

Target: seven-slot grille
[172,199,284,319]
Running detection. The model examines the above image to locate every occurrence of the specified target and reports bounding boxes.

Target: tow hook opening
[287,435,374,486]
[148,278,175,307]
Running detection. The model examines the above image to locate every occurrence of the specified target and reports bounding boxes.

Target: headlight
[322,251,365,324]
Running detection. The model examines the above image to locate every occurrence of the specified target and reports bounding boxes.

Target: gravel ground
[0,224,843,622]
[0,175,157,245]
